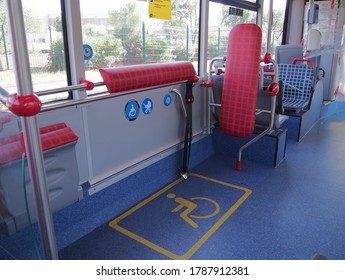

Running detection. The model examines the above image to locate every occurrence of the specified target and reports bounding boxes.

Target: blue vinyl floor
[59,109,345,260]
[1,107,345,260]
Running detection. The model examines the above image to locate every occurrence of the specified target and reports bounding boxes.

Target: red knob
[263,53,272,64]
[80,79,95,91]
[203,81,213,88]
[267,82,279,96]
[7,93,41,116]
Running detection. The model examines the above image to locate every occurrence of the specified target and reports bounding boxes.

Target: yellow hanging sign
[148,0,172,20]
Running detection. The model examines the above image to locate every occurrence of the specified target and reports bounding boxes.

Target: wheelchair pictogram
[129,104,137,117]
[125,100,139,121]
[166,193,220,228]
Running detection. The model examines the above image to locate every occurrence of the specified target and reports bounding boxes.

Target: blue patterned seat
[278,64,314,111]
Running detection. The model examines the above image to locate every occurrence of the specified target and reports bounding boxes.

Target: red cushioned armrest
[99,61,196,93]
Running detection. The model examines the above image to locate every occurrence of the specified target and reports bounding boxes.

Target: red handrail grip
[263,53,272,64]
[267,82,279,96]
[80,79,95,91]
[203,81,214,88]
[292,58,314,68]
[6,93,41,117]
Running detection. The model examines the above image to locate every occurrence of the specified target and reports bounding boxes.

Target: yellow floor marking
[189,197,220,219]
[109,172,252,259]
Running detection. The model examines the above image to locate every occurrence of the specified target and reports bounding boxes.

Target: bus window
[208,1,257,61]
[261,0,286,56]
[80,0,200,95]
[0,0,70,103]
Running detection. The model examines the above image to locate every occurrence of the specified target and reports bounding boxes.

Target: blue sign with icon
[164,94,172,106]
[125,100,139,121]
[83,44,93,61]
[142,98,153,115]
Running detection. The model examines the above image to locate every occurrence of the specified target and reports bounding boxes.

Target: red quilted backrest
[219,24,262,138]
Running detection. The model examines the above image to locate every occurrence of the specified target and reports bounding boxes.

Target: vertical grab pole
[186,25,189,61]
[142,21,146,64]
[5,0,58,259]
[199,0,210,133]
[266,0,274,54]
[304,0,314,57]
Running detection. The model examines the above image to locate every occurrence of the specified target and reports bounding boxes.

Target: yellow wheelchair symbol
[167,193,220,228]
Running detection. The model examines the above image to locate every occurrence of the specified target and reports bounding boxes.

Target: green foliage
[207,31,226,59]
[109,2,141,34]
[53,17,63,33]
[146,37,172,63]
[121,32,143,64]
[87,39,125,68]
[109,3,144,64]
[172,40,188,61]
[46,38,65,72]
[170,0,199,52]
[23,8,42,33]
[82,23,125,68]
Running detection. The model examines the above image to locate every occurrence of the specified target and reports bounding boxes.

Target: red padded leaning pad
[0,123,68,146]
[99,61,196,93]
[0,122,78,165]
[219,24,262,138]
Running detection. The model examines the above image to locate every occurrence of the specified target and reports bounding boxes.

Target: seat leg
[236,95,277,171]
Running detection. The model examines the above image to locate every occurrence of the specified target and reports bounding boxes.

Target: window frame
[209,0,261,12]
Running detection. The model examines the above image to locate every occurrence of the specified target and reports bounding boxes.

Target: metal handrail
[40,80,189,112]
[2,79,191,113]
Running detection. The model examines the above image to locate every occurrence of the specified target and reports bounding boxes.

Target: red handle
[80,79,95,91]
[7,93,42,116]
[292,58,314,68]
[203,81,213,88]
[267,82,279,96]
[263,53,272,64]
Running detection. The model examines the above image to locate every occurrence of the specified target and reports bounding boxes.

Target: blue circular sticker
[83,44,93,61]
[164,94,172,106]
[125,100,139,121]
[142,98,153,115]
